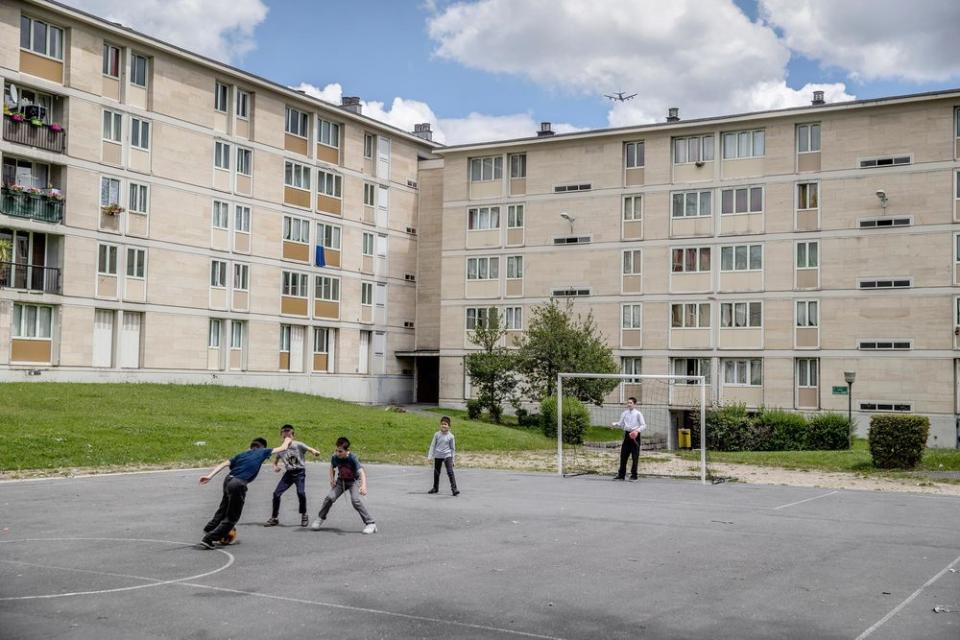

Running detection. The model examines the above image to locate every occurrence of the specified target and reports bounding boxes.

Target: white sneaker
[310,518,324,530]
[362,523,378,535]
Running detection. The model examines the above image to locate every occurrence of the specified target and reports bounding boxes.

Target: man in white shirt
[611,396,646,481]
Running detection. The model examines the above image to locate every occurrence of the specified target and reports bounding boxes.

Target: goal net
[556,373,710,484]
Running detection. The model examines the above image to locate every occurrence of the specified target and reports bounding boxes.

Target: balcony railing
[3,116,66,153]
[0,188,63,223]
[0,261,62,294]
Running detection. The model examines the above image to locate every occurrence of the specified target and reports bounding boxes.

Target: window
[671,247,711,273]
[375,234,388,257]
[551,288,591,297]
[623,249,641,275]
[858,340,911,350]
[469,156,503,182]
[722,129,765,159]
[507,204,524,228]
[236,89,250,119]
[796,241,819,269]
[364,133,375,159]
[720,244,762,271]
[318,119,340,148]
[723,359,762,386]
[282,216,309,243]
[100,177,121,207]
[466,256,499,280]
[126,247,145,278]
[721,186,763,215]
[282,271,309,297]
[553,236,592,245]
[465,307,497,330]
[860,156,910,169]
[509,153,527,178]
[622,303,642,329]
[279,325,291,352]
[210,260,227,287]
[506,256,523,279]
[234,263,249,291]
[314,327,331,354]
[214,141,231,170]
[131,54,149,87]
[554,183,592,193]
[797,358,818,387]
[362,232,374,256]
[103,110,122,142]
[98,244,118,275]
[284,161,311,189]
[504,306,523,330]
[12,303,53,338]
[796,123,821,153]
[361,282,373,306]
[208,319,222,348]
[623,195,642,221]
[234,205,250,233]
[720,302,762,328]
[230,320,245,349]
[671,303,711,328]
[130,118,150,150]
[860,402,912,413]
[236,148,252,176]
[672,358,712,384]
[796,300,818,327]
[21,16,64,59]
[858,278,912,289]
[103,44,121,77]
[468,206,500,230]
[363,183,376,207]
[671,190,712,218]
[213,201,230,229]
[624,141,645,168]
[128,183,149,214]
[285,107,309,137]
[623,357,643,377]
[315,275,340,301]
[317,169,342,198]
[316,222,341,249]
[860,217,911,229]
[797,183,819,210]
[215,82,229,112]
[673,135,714,164]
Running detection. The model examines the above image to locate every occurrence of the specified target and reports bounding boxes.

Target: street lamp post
[844,371,856,448]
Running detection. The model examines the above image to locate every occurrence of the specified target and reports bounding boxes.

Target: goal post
[556,372,708,484]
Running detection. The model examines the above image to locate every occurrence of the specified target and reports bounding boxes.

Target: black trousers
[204,476,247,541]
[617,432,640,479]
[272,468,307,517]
[433,457,457,491]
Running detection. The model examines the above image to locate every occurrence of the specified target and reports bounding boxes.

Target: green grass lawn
[0,383,553,471]
[424,406,622,443]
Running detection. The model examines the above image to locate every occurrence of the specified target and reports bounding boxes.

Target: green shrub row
[868,415,929,469]
[689,404,852,452]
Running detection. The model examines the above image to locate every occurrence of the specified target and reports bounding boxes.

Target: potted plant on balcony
[9,112,25,123]
[29,116,43,127]
[101,202,125,216]
[47,122,64,133]
[0,238,11,264]
[44,187,64,201]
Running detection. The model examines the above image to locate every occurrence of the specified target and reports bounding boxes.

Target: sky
[63,0,960,145]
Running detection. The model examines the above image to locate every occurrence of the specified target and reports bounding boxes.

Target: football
[219,528,237,545]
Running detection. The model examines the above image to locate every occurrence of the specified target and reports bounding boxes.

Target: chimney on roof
[811,90,825,105]
[341,96,362,114]
[666,107,680,122]
[537,121,554,137]
[412,123,433,141]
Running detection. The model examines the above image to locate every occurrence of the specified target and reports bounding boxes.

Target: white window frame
[796,241,819,269]
[797,182,819,210]
[721,185,764,215]
[671,302,711,328]
[506,255,523,279]
[621,303,642,329]
[317,118,340,148]
[315,275,340,302]
[126,247,146,279]
[102,110,122,143]
[671,190,712,218]
[622,249,641,275]
[97,243,118,275]
[363,183,376,207]
[723,358,763,387]
[468,206,500,231]
[796,358,818,388]
[623,195,642,221]
[282,216,310,243]
[316,222,341,250]
[796,300,819,327]
[234,205,251,233]
[796,123,821,153]
[128,182,149,215]
[507,204,524,228]
[279,324,291,353]
[720,301,762,328]
[208,319,222,348]
[282,271,309,298]
[284,161,311,190]
[361,231,374,256]
[623,356,643,377]
[673,135,714,164]
[363,133,375,159]
[230,320,245,350]
[130,117,150,150]
[314,327,331,355]
[465,306,497,331]
[469,156,503,182]
[361,281,374,306]
[285,106,309,138]
[317,169,342,198]
[212,200,230,230]
[236,147,252,176]
[236,89,250,119]
[100,177,121,207]
[671,247,711,273]
[130,53,149,88]
[466,256,500,281]
[20,16,64,60]
[722,129,765,160]
[672,357,712,385]
[509,153,526,178]
[12,303,53,339]
[720,244,763,272]
[214,82,229,112]
[859,155,912,169]
[102,43,121,77]
[214,141,231,171]
[233,263,249,291]
[624,141,644,169]
[210,260,227,288]
[504,306,523,330]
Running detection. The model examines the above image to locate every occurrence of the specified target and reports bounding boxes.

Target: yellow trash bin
[678,428,691,449]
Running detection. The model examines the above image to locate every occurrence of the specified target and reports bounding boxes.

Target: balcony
[0,262,61,294]
[3,114,66,154]
[1,187,63,223]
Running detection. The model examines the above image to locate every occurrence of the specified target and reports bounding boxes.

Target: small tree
[464,309,517,423]
[516,299,618,405]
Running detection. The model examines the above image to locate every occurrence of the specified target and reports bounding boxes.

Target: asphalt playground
[1,463,958,639]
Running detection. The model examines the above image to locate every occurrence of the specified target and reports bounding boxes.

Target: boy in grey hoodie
[427,416,458,496]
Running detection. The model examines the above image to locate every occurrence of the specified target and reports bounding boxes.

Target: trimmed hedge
[808,413,852,451]
[466,399,482,420]
[540,396,589,445]
[691,404,852,452]
[868,414,929,469]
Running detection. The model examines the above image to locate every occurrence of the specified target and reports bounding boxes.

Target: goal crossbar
[557,372,708,484]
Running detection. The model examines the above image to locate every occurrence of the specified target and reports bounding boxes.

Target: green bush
[517,411,542,428]
[540,396,589,445]
[807,413,852,450]
[699,403,753,451]
[488,404,503,424]
[759,408,809,451]
[466,399,482,420]
[868,415,929,469]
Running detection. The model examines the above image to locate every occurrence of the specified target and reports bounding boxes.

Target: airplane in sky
[604,91,637,102]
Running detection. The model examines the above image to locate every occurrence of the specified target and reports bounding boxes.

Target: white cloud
[61,0,268,63]
[294,82,580,144]
[760,0,960,83]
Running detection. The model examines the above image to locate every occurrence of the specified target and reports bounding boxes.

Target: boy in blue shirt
[310,437,377,534]
[198,434,292,549]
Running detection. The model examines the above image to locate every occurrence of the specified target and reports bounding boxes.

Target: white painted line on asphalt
[854,552,960,640]
[0,467,206,484]
[0,537,234,600]
[177,581,569,640]
[772,490,839,511]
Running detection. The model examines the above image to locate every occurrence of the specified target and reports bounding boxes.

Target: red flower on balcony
[10,113,25,123]
[48,123,64,133]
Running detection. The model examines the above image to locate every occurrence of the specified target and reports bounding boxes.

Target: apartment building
[426,95,960,447]
[0,0,436,402]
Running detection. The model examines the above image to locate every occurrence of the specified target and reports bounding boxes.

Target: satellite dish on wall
[8,83,18,105]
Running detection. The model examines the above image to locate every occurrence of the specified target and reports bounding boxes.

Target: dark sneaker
[198,538,215,550]
[264,518,279,527]
[427,488,438,494]
[452,490,460,496]
[613,476,625,481]
[629,476,639,482]
[300,514,309,527]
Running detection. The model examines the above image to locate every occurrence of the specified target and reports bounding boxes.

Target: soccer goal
[556,373,710,484]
